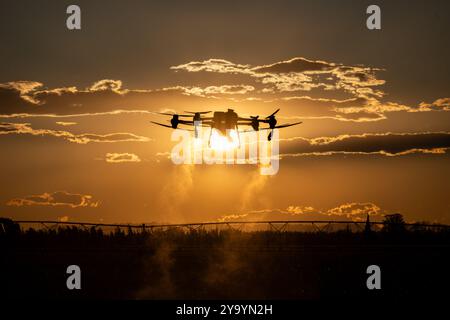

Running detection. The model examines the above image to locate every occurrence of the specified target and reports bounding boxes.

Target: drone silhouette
[151,108,302,145]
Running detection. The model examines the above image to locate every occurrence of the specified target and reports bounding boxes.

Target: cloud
[218,202,385,223]
[169,57,433,121]
[286,205,316,214]
[0,79,141,114]
[105,152,141,163]
[59,216,69,222]
[332,99,410,117]
[332,66,385,96]
[152,130,450,160]
[34,87,78,96]
[218,214,249,222]
[164,85,255,97]
[252,57,336,74]
[88,79,126,94]
[280,132,450,157]
[1,110,156,119]
[171,57,336,76]
[0,81,43,104]
[0,79,248,117]
[171,56,385,99]
[416,98,450,112]
[55,121,77,126]
[0,59,448,123]
[7,191,99,208]
[277,95,389,122]
[326,203,381,219]
[0,122,151,144]
[171,56,450,121]
[170,58,251,74]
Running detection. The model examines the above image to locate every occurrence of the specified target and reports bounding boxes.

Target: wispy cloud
[416,98,450,112]
[55,121,77,126]
[105,152,141,163]
[162,85,255,97]
[218,202,385,222]
[0,122,151,144]
[7,191,99,208]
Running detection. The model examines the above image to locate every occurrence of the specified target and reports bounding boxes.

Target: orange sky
[1,0,449,224]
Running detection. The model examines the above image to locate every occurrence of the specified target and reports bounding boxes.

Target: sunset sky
[1,0,449,224]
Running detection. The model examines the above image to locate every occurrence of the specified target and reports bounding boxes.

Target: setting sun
[209,129,240,151]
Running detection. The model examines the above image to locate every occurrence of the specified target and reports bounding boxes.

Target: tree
[382,213,406,233]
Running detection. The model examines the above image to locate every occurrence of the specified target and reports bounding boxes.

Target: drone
[151,108,302,144]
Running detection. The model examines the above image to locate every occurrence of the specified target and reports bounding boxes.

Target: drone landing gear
[208,127,212,147]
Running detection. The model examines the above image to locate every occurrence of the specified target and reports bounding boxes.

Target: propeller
[150,121,194,131]
[267,121,302,141]
[266,108,280,119]
[152,111,211,134]
[151,121,175,129]
[156,112,192,117]
[153,112,193,128]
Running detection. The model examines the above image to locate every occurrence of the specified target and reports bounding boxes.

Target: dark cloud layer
[281,132,450,156]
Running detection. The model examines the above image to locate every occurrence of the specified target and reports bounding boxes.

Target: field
[2,222,450,300]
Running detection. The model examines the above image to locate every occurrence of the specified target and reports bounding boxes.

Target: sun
[209,129,240,151]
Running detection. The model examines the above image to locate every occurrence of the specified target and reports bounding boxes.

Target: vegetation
[1,216,449,299]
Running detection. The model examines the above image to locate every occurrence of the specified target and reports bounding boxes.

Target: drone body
[151,108,302,144]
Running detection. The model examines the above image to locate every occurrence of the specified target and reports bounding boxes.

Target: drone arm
[178,120,194,124]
